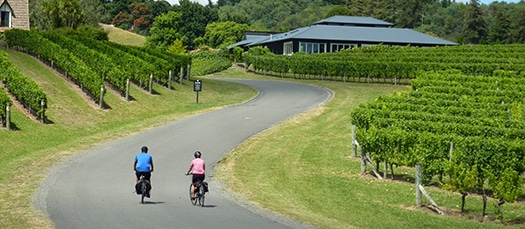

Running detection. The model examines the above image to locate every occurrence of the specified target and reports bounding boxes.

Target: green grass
[211,73,525,229]
[99,23,146,47]
[0,49,256,228]
[2,27,523,228]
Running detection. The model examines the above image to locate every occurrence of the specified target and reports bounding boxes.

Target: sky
[167,0,522,6]
[457,0,522,4]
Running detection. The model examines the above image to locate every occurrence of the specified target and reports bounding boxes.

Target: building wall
[0,0,29,32]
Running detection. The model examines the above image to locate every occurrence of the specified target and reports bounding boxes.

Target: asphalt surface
[34,79,333,229]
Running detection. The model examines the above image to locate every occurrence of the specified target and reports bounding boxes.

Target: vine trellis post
[6,102,10,130]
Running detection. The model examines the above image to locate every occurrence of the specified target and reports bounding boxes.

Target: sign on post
[193,80,202,104]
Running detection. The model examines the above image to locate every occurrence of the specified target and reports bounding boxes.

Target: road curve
[34,79,332,229]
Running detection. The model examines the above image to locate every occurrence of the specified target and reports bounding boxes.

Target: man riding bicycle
[185,151,205,200]
[134,146,154,198]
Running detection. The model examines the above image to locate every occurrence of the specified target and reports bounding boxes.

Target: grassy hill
[99,23,146,47]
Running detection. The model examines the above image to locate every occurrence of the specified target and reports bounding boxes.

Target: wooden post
[384,160,388,179]
[416,164,422,208]
[6,102,10,130]
[419,184,444,215]
[361,148,367,174]
[168,70,173,90]
[99,85,105,109]
[148,73,153,94]
[351,125,357,157]
[125,78,130,101]
[40,99,45,123]
[179,67,184,84]
[186,64,191,81]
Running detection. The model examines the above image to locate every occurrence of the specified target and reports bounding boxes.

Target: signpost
[193,80,202,104]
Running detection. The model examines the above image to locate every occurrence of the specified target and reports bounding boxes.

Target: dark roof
[228,16,457,49]
[250,24,457,46]
[0,0,15,17]
[313,16,393,27]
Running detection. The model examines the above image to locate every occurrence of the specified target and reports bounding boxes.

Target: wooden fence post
[148,73,153,94]
[179,67,184,84]
[6,102,10,130]
[40,99,46,123]
[125,79,130,101]
[168,70,173,89]
[99,85,105,109]
[416,164,422,208]
[352,125,357,157]
[361,148,367,174]
[186,64,191,81]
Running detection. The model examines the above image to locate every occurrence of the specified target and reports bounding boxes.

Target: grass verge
[211,71,525,229]
[0,50,255,228]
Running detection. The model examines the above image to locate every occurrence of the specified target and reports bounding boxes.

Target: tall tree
[145,11,184,51]
[510,4,525,43]
[199,21,249,48]
[487,6,511,44]
[172,0,218,50]
[462,0,487,44]
[32,0,86,30]
[129,3,154,35]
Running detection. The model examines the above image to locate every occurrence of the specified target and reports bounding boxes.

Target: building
[0,0,29,32]
[228,16,458,55]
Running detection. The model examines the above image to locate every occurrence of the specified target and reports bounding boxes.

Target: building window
[331,43,356,52]
[0,3,12,28]
[299,42,326,54]
[283,42,293,55]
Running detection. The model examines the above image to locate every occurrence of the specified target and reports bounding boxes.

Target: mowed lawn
[209,72,525,229]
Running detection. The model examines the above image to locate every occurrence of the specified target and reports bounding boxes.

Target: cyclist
[134,146,154,197]
[185,151,205,200]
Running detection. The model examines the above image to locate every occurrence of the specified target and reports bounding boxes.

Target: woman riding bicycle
[185,151,205,200]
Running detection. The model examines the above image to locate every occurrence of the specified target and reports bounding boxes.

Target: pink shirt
[191,158,205,174]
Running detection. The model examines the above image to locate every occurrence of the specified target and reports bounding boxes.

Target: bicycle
[137,175,150,204]
[186,173,206,207]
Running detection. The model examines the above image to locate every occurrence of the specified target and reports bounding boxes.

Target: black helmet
[194,151,201,158]
[141,146,148,153]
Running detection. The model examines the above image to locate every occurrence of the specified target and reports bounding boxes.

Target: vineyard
[0,29,197,127]
[244,45,525,83]
[2,28,525,222]
[244,45,525,221]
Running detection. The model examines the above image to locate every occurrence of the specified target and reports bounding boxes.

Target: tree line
[27,0,525,52]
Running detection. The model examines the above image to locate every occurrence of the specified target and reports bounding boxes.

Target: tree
[172,0,219,50]
[510,4,525,43]
[129,3,154,35]
[145,11,184,51]
[32,0,86,30]
[325,5,355,18]
[200,21,249,48]
[112,11,133,30]
[167,39,187,54]
[487,6,511,44]
[462,0,487,44]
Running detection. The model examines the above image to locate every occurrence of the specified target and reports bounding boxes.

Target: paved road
[34,79,332,229]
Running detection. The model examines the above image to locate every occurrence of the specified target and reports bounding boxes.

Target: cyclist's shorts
[136,171,151,182]
[192,174,205,184]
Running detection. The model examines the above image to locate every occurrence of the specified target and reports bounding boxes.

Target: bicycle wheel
[141,181,147,204]
[197,185,205,207]
[189,184,197,205]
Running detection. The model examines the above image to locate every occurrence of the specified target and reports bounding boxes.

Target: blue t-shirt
[135,153,153,172]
